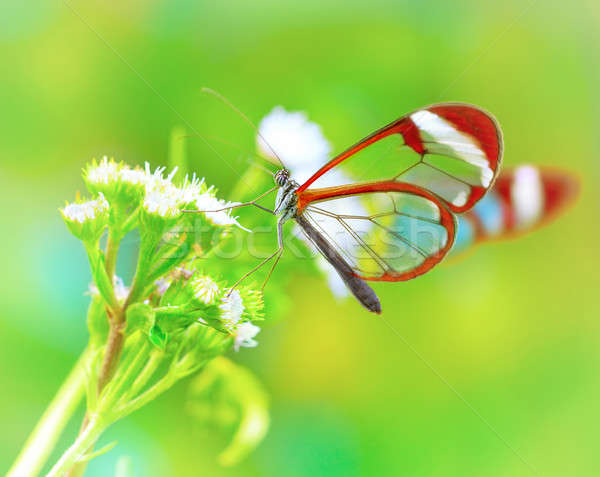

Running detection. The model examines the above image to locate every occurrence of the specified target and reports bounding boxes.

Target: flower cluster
[62,157,263,353]
[78,157,247,229]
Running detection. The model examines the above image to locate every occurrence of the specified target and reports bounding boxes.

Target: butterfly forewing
[297,103,503,213]
[294,103,503,282]
[298,182,455,281]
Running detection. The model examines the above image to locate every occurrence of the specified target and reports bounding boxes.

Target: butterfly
[228,103,504,313]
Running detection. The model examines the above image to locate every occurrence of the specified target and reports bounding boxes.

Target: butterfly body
[273,167,382,313]
[273,169,298,221]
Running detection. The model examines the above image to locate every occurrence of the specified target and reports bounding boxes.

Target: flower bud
[233,322,260,351]
[84,157,146,204]
[190,275,221,306]
[61,193,110,242]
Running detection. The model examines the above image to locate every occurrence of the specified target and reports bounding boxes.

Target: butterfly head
[274,169,291,187]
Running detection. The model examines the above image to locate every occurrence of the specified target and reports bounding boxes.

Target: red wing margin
[296,103,503,213]
[297,182,456,282]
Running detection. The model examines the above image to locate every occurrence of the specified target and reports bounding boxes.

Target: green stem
[66,310,126,477]
[119,371,175,417]
[104,230,121,281]
[46,416,108,477]
[7,347,91,477]
[121,207,140,236]
[96,309,126,393]
[84,242,118,310]
[125,236,157,307]
[103,335,149,405]
[125,350,164,400]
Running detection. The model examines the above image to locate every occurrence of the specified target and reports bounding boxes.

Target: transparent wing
[298,182,456,281]
[297,103,503,213]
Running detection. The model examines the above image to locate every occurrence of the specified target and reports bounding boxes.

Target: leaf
[87,296,109,348]
[84,350,103,413]
[91,252,117,307]
[148,324,168,350]
[125,303,155,335]
[148,242,192,285]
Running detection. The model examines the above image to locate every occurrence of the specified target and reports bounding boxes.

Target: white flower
[219,289,245,329]
[143,182,181,218]
[86,157,120,185]
[257,106,331,169]
[195,192,250,231]
[119,167,147,186]
[142,164,181,219]
[144,162,178,188]
[191,276,220,305]
[62,193,110,224]
[233,322,260,351]
[178,173,205,205]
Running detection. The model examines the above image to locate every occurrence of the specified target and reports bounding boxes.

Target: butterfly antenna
[201,87,287,170]
[248,159,276,178]
[176,133,276,178]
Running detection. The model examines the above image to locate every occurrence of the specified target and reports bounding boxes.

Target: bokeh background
[2,1,599,476]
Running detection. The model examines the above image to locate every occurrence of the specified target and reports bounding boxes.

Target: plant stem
[46,416,108,477]
[104,230,120,280]
[124,236,156,307]
[102,335,148,405]
[96,311,126,393]
[126,350,163,400]
[119,370,175,417]
[66,309,126,477]
[7,347,91,477]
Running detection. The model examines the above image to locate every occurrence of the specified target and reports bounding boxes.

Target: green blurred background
[1,0,599,475]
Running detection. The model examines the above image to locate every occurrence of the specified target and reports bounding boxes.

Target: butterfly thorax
[273,169,299,223]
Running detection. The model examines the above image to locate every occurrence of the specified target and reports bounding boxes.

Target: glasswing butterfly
[210,101,504,314]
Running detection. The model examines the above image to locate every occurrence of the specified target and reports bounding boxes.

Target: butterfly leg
[184,186,278,216]
[261,217,285,290]
[226,217,285,295]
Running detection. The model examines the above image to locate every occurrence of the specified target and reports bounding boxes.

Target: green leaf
[90,251,117,308]
[147,242,193,285]
[84,349,103,413]
[148,324,168,350]
[125,303,155,335]
[87,296,109,348]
